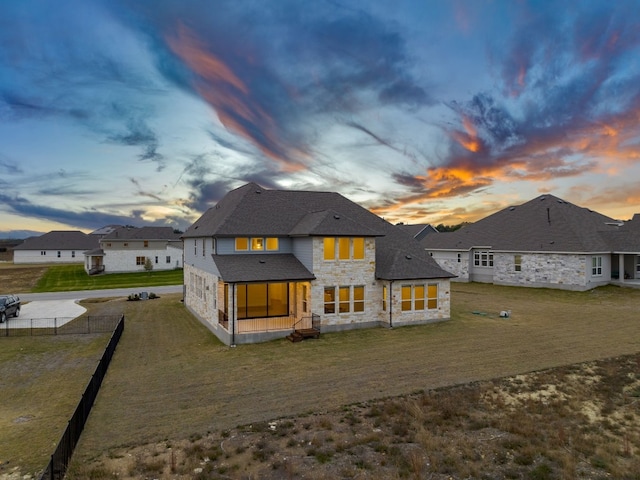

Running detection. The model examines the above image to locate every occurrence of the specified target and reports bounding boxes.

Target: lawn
[31,264,183,292]
[2,283,640,478]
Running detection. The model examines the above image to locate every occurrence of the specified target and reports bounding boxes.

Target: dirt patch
[0,265,47,293]
[68,353,640,479]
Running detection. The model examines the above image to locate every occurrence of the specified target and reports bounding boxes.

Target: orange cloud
[166,23,306,171]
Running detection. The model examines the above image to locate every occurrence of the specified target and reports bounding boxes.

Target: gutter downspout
[389,281,393,328]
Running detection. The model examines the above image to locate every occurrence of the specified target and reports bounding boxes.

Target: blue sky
[2,0,640,237]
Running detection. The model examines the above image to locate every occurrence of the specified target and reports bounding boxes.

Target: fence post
[87,316,90,334]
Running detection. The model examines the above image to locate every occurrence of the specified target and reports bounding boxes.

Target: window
[353,286,364,312]
[514,255,522,272]
[166,256,171,264]
[323,238,335,260]
[251,237,264,250]
[401,285,412,311]
[353,237,364,259]
[124,243,128,247]
[382,285,388,311]
[324,237,366,261]
[339,286,350,313]
[136,256,145,265]
[144,240,149,248]
[41,251,46,256]
[72,251,75,258]
[106,243,111,247]
[57,251,61,258]
[194,239,197,255]
[302,284,308,313]
[266,238,279,251]
[592,256,602,276]
[427,284,438,309]
[401,284,438,311]
[237,283,289,319]
[155,256,158,264]
[202,238,205,257]
[457,253,461,263]
[474,251,493,267]
[324,287,336,314]
[235,237,248,251]
[338,238,350,259]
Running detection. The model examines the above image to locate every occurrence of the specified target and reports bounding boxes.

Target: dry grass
[0,264,48,292]
[2,282,640,478]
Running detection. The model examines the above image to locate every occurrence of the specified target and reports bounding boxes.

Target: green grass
[32,264,183,292]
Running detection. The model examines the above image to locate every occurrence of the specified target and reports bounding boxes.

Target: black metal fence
[1,315,122,337]
[39,314,124,480]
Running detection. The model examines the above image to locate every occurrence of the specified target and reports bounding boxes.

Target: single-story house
[421,194,640,291]
[84,226,183,274]
[182,182,455,345]
[13,231,100,264]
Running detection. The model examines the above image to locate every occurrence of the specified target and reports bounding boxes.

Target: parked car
[0,294,20,322]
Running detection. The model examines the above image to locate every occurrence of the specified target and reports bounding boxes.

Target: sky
[1,0,640,238]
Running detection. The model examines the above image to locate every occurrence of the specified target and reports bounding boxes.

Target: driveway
[10,285,183,328]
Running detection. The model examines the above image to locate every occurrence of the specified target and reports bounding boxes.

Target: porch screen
[237,282,289,319]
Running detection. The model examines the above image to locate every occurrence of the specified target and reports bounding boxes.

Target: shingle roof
[212,254,315,282]
[13,231,100,251]
[102,226,180,241]
[185,183,454,280]
[600,214,640,252]
[421,194,620,253]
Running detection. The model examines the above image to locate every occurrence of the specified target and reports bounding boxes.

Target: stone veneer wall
[430,251,469,282]
[387,279,451,326]
[310,237,383,329]
[493,253,590,290]
[184,264,218,328]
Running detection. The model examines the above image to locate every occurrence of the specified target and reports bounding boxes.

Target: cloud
[108,118,166,171]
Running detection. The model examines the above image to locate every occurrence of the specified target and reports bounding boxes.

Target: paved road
[17,284,183,302]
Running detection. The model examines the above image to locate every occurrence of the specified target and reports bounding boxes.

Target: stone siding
[430,251,469,282]
[493,253,590,290]
[184,264,219,328]
[387,279,451,326]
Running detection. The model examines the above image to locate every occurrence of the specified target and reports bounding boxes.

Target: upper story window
[144,240,149,248]
[235,237,277,252]
[235,237,249,251]
[323,237,366,261]
[266,238,278,251]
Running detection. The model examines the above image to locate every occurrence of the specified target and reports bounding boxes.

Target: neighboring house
[182,182,455,346]
[422,194,640,291]
[13,231,99,264]
[84,226,183,274]
[397,224,439,241]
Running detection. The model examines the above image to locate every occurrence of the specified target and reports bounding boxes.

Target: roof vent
[256,190,262,194]
[509,207,515,211]
[259,259,266,264]
[405,255,412,260]
[334,215,341,220]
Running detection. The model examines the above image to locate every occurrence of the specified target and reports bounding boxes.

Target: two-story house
[84,226,183,274]
[182,183,455,345]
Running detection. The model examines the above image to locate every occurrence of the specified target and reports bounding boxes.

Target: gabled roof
[397,224,438,241]
[422,194,620,253]
[13,231,99,251]
[102,226,180,241]
[600,214,640,252]
[185,183,454,281]
[212,254,315,283]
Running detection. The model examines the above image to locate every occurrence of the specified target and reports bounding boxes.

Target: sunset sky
[2,0,640,237]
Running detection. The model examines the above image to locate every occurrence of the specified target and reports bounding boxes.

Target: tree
[144,257,153,272]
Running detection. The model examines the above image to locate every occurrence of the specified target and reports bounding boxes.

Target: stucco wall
[103,247,179,273]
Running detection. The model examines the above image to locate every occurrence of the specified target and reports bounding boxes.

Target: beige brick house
[182,183,455,345]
